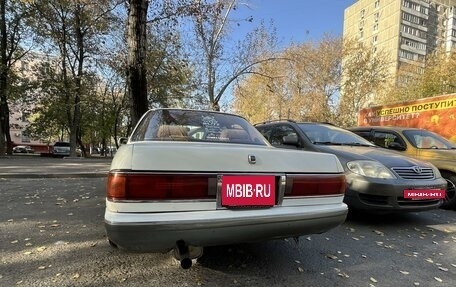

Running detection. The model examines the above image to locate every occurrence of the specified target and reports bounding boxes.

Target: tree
[384,48,456,104]
[189,0,280,111]
[234,35,342,123]
[234,36,391,126]
[126,0,148,126]
[32,0,117,156]
[0,0,32,155]
[337,38,391,127]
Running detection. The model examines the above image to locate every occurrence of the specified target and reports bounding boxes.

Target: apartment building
[343,0,456,81]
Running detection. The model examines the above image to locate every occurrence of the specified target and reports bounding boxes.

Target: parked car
[255,121,447,214]
[52,142,82,157]
[105,109,348,268]
[349,126,456,209]
[12,145,34,154]
[52,141,70,157]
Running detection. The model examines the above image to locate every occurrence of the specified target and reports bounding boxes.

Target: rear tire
[440,171,456,210]
[108,239,118,248]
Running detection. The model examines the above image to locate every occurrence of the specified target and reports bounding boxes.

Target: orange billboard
[358,93,456,143]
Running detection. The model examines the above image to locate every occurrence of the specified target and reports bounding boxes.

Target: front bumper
[105,203,348,252]
[344,175,447,212]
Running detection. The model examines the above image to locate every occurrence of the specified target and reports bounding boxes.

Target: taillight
[107,173,214,200]
[287,174,346,196]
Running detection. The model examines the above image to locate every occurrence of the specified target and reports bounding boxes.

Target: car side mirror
[388,142,406,151]
[119,137,128,145]
[282,135,299,146]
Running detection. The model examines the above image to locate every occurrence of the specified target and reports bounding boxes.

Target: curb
[0,172,108,179]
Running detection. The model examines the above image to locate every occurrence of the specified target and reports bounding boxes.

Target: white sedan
[104,108,348,268]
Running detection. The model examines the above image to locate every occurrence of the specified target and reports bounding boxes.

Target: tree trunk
[0,0,8,155]
[127,0,149,127]
[70,5,84,157]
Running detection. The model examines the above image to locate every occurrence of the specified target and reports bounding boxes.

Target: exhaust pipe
[175,240,192,269]
[173,240,203,269]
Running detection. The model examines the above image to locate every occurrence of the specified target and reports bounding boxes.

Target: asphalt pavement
[0,155,112,178]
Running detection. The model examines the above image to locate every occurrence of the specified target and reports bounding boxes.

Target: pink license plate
[221,176,276,207]
[404,189,446,199]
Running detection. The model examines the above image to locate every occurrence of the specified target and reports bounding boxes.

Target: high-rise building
[343,0,456,82]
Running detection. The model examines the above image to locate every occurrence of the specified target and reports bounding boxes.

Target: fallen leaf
[326,254,338,260]
[413,282,420,286]
[11,240,18,244]
[438,267,448,272]
[297,267,304,272]
[373,230,384,236]
[434,277,442,282]
[352,237,360,241]
[337,272,349,278]
[38,266,46,270]
[73,273,80,279]
[294,260,301,264]
[425,258,434,263]
[370,277,378,283]
[36,246,46,252]
[451,264,456,268]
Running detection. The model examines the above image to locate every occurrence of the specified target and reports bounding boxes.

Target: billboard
[358,93,456,142]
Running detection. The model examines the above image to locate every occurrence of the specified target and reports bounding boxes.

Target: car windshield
[298,123,376,147]
[130,109,268,145]
[403,129,456,150]
[54,142,70,147]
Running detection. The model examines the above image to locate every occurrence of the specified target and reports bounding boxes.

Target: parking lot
[1,157,456,286]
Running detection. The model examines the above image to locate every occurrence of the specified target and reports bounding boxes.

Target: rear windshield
[130,109,268,145]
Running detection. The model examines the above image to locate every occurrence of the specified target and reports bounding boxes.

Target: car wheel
[440,171,456,210]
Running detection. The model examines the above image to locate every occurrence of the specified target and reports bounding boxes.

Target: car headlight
[347,160,397,179]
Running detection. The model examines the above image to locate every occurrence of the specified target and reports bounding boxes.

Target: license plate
[221,175,276,207]
[404,189,446,200]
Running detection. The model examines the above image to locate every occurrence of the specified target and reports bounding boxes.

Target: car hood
[111,142,344,173]
[316,145,432,168]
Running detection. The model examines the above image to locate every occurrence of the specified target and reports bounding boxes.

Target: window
[372,131,405,149]
[21,132,31,143]
[401,11,426,26]
[374,12,379,22]
[373,23,379,31]
[401,37,426,50]
[268,125,298,146]
[402,0,428,14]
[401,24,427,38]
[360,9,365,18]
[375,0,380,8]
